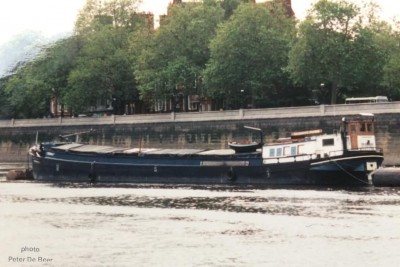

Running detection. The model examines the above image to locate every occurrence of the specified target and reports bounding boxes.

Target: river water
[1,180,400,267]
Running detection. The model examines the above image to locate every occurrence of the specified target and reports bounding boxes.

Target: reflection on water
[1,181,400,267]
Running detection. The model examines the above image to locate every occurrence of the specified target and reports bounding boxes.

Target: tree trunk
[330,79,338,104]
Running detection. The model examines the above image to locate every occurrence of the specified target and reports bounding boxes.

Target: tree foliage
[65,27,137,114]
[204,2,295,109]
[287,0,387,104]
[220,0,255,19]
[66,0,143,114]
[376,21,400,99]
[2,0,400,119]
[3,36,81,118]
[134,0,224,110]
[75,0,140,35]
[4,59,50,118]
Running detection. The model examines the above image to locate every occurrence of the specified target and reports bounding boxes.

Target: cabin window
[291,146,297,156]
[269,148,275,157]
[367,123,373,132]
[277,148,282,157]
[322,138,334,146]
[350,125,356,133]
[360,123,366,132]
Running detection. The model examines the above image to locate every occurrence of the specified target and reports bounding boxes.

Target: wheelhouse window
[291,146,297,156]
[366,123,373,133]
[322,138,334,146]
[277,148,282,157]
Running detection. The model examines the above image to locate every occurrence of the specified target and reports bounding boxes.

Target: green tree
[5,36,82,118]
[0,32,60,118]
[220,0,255,19]
[4,61,50,118]
[0,77,11,118]
[204,2,295,109]
[134,0,224,111]
[66,0,143,114]
[343,27,386,97]
[38,37,81,117]
[66,27,137,114]
[75,0,141,35]
[383,31,400,99]
[2,0,144,117]
[374,18,400,99]
[287,0,385,104]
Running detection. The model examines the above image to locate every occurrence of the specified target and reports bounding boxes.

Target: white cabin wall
[262,140,317,159]
[345,135,376,151]
[299,139,317,155]
[357,135,376,150]
[315,134,344,157]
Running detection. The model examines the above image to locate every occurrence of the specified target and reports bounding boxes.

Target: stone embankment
[0,102,399,165]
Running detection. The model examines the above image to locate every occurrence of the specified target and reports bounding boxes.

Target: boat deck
[52,143,239,156]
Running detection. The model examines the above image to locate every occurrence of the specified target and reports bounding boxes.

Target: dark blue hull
[30,146,383,186]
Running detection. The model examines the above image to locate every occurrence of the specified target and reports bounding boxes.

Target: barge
[29,114,383,186]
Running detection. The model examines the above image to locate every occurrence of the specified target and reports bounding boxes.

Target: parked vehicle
[345,96,388,104]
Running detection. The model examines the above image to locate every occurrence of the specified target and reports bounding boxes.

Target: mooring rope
[329,157,370,185]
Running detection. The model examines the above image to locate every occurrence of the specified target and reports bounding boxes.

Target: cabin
[262,129,344,164]
[262,114,378,164]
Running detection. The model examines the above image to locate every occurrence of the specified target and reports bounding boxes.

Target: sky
[0,0,399,45]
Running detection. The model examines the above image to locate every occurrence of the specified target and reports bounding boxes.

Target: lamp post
[320,83,325,104]
[240,89,245,109]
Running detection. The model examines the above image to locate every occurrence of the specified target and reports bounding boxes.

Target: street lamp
[240,89,245,109]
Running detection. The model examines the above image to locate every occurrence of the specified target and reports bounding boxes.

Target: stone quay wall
[0,102,399,165]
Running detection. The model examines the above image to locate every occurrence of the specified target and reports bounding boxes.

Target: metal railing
[1,102,400,128]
